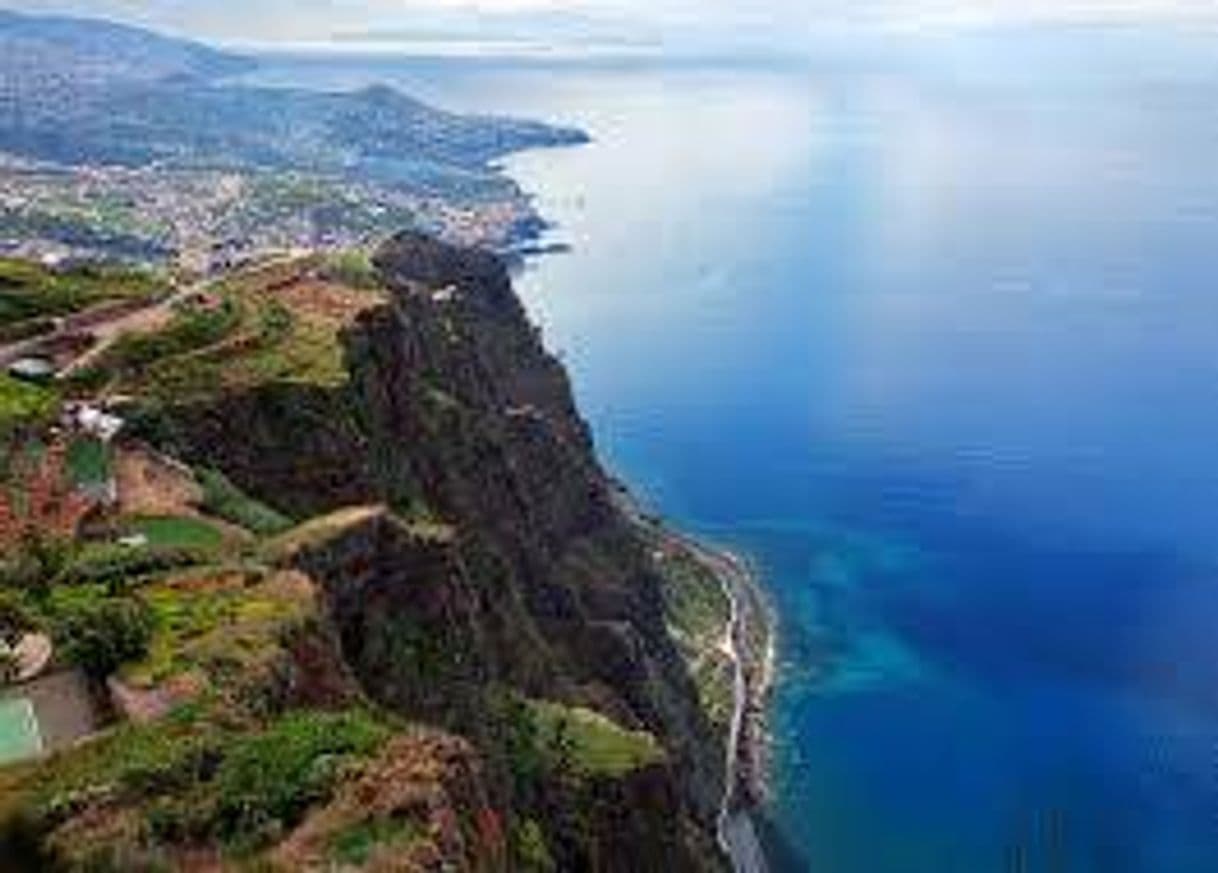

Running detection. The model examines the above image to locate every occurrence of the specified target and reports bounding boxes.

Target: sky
[5,0,1218,47]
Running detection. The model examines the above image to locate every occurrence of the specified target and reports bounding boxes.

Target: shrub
[62,543,212,588]
[0,533,74,595]
[215,710,389,842]
[0,376,58,438]
[54,596,153,679]
[328,818,421,866]
[512,819,556,873]
[320,251,381,290]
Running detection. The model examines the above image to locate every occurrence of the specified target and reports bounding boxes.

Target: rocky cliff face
[354,233,724,815]
[0,234,729,871]
[151,232,728,868]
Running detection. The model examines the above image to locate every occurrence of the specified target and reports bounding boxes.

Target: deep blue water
[252,37,1218,871]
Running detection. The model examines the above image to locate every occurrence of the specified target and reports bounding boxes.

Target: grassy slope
[0,257,163,329]
[528,699,664,779]
[651,538,735,736]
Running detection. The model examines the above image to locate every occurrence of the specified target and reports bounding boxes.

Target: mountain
[0,8,254,87]
[0,11,586,205]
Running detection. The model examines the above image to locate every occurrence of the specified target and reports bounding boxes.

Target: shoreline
[612,482,775,872]
[663,528,774,873]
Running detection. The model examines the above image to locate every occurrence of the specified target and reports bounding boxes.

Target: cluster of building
[0,152,546,274]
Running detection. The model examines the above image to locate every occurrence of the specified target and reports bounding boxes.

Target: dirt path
[57,279,210,377]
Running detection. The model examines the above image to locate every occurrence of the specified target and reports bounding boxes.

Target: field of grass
[65,436,110,487]
[124,515,225,550]
[78,264,380,404]
[528,700,663,778]
[319,251,381,290]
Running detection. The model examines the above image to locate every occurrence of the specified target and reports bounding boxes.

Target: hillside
[0,8,254,87]
[0,237,729,871]
[0,10,584,183]
[0,11,588,266]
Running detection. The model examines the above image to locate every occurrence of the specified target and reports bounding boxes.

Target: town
[0,151,548,275]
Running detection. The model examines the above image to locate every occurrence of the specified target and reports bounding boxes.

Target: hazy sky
[7,0,1218,45]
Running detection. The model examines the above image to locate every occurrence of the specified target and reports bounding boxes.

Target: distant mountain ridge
[0,7,254,86]
[0,9,586,202]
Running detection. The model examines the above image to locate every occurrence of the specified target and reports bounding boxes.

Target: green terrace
[68,261,384,403]
[0,258,165,341]
[526,699,664,780]
[0,703,397,866]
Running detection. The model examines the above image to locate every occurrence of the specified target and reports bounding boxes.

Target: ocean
[249,35,1218,871]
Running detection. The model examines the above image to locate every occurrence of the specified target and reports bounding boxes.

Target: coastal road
[614,487,772,873]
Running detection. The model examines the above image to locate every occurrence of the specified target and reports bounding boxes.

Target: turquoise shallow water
[252,38,1218,871]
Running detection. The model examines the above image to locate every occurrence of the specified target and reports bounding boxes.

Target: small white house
[64,403,125,444]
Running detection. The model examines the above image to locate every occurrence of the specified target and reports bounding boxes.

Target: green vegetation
[106,298,240,374]
[9,704,221,819]
[214,709,390,841]
[328,817,423,865]
[65,435,110,488]
[320,250,381,290]
[51,593,153,679]
[0,534,73,595]
[78,273,364,404]
[124,515,226,550]
[197,468,293,535]
[652,540,735,733]
[528,700,663,779]
[60,541,214,588]
[0,702,393,864]
[0,375,58,436]
[512,818,557,872]
[0,590,36,645]
[0,257,162,327]
[126,571,312,689]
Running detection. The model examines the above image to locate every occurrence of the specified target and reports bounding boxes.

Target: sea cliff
[0,234,733,871]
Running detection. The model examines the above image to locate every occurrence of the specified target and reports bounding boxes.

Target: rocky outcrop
[348,232,726,824]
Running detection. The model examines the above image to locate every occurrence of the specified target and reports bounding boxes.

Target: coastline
[612,482,776,872]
